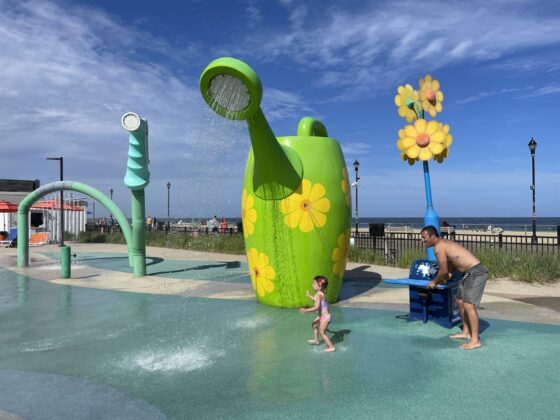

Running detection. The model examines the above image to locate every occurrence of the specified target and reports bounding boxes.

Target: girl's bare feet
[449,333,470,340]
[460,341,481,350]
[324,347,336,353]
[307,339,319,345]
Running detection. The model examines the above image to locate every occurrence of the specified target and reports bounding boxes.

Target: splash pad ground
[0,244,558,419]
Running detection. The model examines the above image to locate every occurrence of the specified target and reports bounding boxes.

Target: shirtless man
[420,225,489,350]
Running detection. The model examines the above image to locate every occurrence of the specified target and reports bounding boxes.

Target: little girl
[299,275,335,352]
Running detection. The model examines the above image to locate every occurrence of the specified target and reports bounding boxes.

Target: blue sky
[1,0,559,218]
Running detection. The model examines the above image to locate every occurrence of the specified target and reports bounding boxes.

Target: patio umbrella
[0,200,19,212]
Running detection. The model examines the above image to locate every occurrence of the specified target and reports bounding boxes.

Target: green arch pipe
[17,181,133,270]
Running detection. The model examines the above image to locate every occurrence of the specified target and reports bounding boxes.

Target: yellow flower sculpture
[394,84,419,122]
[332,229,350,278]
[435,123,453,163]
[247,248,275,297]
[241,189,257,238]
[397,119,447,162]
[341,168,351,207]
[419,75,443,117]
[279,179,330,233]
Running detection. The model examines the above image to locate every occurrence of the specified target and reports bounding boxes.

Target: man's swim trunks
[456,263,488,307]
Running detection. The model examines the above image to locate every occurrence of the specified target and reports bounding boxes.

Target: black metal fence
[352,231,560,265]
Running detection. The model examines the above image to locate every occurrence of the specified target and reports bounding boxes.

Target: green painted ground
[1,262,559,419]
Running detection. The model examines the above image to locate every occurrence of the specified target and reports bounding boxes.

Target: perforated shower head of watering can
[200,57,263,121]
[200,57,303,200]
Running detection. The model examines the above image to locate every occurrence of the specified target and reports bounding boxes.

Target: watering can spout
[247,109,303,199]
[200,57,303,199]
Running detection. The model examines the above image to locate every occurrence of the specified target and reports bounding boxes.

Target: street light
[167,182,171,232]
[353,160,360,236]
[46,156,64,246]
[110,188,114,200]
[528,138,537,244]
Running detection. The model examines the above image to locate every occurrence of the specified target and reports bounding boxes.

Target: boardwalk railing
[352,231,560,266]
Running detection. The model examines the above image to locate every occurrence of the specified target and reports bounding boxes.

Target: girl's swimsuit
[319,298,331,322]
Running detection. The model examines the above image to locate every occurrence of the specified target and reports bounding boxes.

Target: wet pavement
[0,244,558,419]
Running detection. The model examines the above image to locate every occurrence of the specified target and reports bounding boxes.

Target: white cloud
[231,0,560,98]
[262,88,313,121]
[342,142,373,157]
[516,85,560,98]
[456,87,529,104]
[0,0,242,217]
[245,0,262,25]
[0,0,314,218]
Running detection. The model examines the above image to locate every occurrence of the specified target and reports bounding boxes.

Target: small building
[0,179,86,244]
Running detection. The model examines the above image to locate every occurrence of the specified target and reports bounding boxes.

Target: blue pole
[423,161,439,261]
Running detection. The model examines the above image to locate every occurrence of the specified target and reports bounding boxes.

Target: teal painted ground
[40,251,403,288]
[1,261,559,419]
[41,251,252,283]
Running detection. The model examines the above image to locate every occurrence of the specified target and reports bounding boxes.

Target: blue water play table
[384,259,461,328]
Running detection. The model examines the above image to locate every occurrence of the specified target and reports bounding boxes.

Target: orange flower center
[253,268,260,278]
[300,199,312,211]
[425,89,436,104]
[416,133,430,147]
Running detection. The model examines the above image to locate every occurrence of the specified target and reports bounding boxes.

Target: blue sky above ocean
[1,0,558,217]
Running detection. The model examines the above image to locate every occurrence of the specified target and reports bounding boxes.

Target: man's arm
[429,242,452,289]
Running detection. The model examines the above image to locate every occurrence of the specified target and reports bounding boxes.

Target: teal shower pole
[423,160,440,261]
[122,112,150,277]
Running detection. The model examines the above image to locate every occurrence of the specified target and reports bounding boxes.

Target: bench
[384,259,461,328]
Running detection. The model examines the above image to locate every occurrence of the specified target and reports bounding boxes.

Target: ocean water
[357,217,560,232]
[140,217,560,233]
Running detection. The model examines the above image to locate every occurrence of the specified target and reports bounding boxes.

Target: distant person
[146,216,153,231]
[152,217,157,231]
[206,219,212,234]
[441,220,450,238]
[420,225,488,350]
[220,218,228,233]
[99,217,106,233]
[107,215,114,233]
[211,216,219,233]
[299,275,335,353]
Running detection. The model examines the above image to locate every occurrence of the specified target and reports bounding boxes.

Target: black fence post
[498,233,503,249]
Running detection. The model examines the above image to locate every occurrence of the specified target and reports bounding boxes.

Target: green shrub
[63,231,76,241]
[477,249,560,284]
[77,231,92,242]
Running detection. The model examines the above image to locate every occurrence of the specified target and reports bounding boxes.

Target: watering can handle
[297,117,328,137]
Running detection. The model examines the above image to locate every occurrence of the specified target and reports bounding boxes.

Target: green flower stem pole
[122,112,150,277]
[422,160,439,261]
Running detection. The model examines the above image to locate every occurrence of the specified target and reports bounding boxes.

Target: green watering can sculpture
[200,57,351,308]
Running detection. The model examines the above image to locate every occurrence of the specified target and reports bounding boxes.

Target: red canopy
[32,199,84,211]
[0,200,19,212]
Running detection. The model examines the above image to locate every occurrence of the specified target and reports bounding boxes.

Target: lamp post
[353,160,360,236]
[46,156,64,246]
[110,188,114,200]
[528,138,537,244]
[167,182,171,232]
